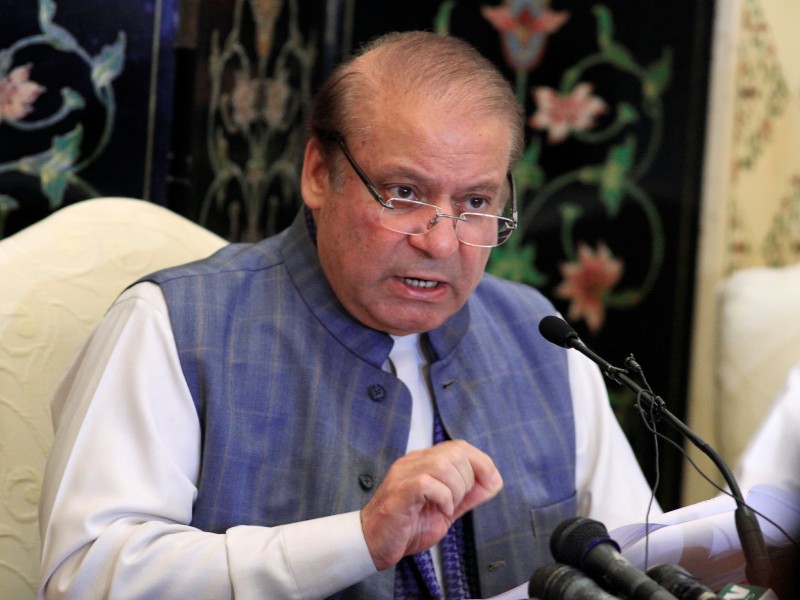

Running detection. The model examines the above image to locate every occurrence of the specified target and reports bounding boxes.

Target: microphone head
[539,315,580,348]
[529,563,569,598]
[550,517,619,568]
[530,562,618,600]
[646,564,720,599]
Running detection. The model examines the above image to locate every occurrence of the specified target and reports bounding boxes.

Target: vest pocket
[529,491,578,541]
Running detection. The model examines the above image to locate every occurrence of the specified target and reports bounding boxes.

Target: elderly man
[39,31,656,599]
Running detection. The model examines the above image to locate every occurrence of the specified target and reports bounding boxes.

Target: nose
[407,212,461,258]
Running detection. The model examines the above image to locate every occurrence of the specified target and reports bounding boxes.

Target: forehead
[354,93,514,177]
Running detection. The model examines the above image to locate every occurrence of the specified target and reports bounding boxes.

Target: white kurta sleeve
[39,283,376,600]
[569,350,662,530]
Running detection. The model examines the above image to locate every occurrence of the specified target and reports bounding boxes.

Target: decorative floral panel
[0,0,179,238]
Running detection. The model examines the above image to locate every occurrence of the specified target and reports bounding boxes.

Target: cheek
[316,200,388,283]
[324,205,380,258]
[462,248,491,283]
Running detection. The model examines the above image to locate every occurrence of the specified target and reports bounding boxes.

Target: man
[39,31,656,599]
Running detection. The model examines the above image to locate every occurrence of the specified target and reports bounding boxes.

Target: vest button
[367,384,386,401]
[358,473,374,490]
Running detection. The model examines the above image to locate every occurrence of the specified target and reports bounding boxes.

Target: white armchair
[0,198,227,599]
[684,261,800,502]
[713,261,800,469]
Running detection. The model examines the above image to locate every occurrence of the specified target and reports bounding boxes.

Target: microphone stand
[569,339,773,589]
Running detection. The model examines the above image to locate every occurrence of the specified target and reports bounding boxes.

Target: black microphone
[538,316,634,387]
[538,316,773,589]
[550,517,678,600]
[538,314,580,348]
[529,563,619,599]
[646,564,721,599]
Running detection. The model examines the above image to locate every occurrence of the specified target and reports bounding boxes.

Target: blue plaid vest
[144,212,577,598]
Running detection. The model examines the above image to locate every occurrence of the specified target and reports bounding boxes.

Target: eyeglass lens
[379,199,512,248]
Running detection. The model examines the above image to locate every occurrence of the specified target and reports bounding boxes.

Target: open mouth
[402,277,439,289]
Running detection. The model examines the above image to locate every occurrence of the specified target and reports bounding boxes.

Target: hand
[359,440,503,570]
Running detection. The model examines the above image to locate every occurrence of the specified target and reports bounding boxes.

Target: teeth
[403,277,438,288]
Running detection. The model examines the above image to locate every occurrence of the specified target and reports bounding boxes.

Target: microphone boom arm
[562,333,773,589]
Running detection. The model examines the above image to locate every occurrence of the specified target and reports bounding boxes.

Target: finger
[438,440,503,497]
[454,475,503,520]
[388,446,467,517]
[405,441,502,520]
[442,441,503,517]
[417,472,458,517]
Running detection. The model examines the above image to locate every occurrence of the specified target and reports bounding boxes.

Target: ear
[301,137,330,211]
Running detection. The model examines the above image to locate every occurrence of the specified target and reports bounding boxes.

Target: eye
[387,185,419,201]
[464,196,490,213]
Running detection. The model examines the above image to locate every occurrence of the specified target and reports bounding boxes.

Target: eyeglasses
[337,139,517,248]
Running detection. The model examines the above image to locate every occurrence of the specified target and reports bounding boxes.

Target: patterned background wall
[2,0,714,518]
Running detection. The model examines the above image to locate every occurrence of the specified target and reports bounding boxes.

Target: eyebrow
[376,164,505,197]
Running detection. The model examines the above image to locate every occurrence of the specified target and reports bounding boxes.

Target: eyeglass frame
[335,137,518,247]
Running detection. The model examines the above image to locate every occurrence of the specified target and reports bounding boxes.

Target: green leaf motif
[40,126,83,209]
[561,67,580,93]
[91,32,127,90]
[599,138,635,218]
[616,102,639,125]
[44,23,79,52]
[38,0,57,29]
[605,288,643,307]
[644,48,673,100]
[516,162,545,192]
[577,166,602,185]
[61,87,86,110]
[560,202,582,224]
[39,0,78,52]
[603,42,639,74]
[593,4,615,49]
[515,141,544,192]
[488,242,547,287]
[434,0,457,35]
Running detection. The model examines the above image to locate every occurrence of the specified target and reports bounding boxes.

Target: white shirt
[39,283,659,599]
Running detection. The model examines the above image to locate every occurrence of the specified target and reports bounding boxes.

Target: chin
[383,315,449,336]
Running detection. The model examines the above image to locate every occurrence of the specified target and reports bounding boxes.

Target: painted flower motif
[263,76,290,128]
[482,0,569,71]
[231,71,260,130]
[0,64,46,125]
[530,83,607,143]
[555,242,623,333]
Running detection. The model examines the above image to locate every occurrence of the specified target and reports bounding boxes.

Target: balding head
[308,31,524,178]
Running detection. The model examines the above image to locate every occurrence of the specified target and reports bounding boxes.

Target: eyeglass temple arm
[337,138,392,208]
[506,171,518,228]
